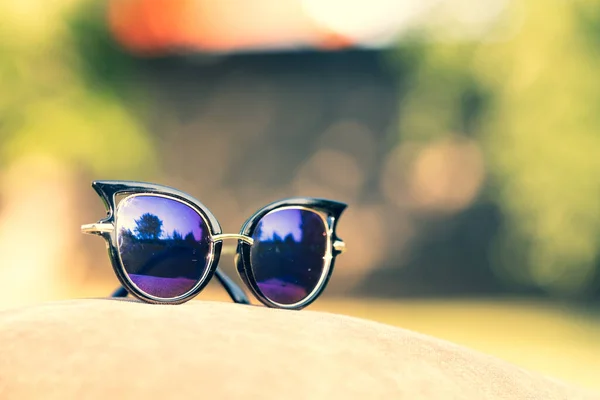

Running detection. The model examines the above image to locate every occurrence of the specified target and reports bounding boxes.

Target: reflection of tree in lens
[299,209,325,249]
[172,230,183,241]
[253,221,263,241]
[251,209,327,304]
[120,228,135,240]
[184,232,196,242]
[119,227,135,250]
[134,213,163,240]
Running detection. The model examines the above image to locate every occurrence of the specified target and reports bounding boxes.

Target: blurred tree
[0,0,157,177]
[394,0,600,299]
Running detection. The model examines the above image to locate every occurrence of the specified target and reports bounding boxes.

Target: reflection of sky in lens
[257,209,302,242]
[118,196,204,240]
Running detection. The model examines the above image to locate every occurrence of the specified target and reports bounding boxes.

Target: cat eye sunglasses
[81,181,347,310]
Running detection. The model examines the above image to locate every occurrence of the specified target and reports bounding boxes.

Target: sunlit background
[1,0,599,391]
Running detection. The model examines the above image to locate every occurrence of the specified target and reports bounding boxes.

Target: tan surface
[0,299,597,400]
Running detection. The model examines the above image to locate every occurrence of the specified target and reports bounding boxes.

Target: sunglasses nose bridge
[213,233,253,258]
[212,233,253,246]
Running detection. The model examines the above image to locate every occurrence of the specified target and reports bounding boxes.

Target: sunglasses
[81,181,347,309]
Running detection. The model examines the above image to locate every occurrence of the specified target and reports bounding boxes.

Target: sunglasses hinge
[81,223,114,235]
[333,240,347,253]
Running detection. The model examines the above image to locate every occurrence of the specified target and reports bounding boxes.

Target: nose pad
[233,252,240,265]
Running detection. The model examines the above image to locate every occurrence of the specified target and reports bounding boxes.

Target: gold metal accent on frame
[213,233,254,245]
[81,223,114,234]
[333,240,347,253]
[214,233,253,257]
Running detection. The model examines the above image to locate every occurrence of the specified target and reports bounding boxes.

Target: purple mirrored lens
[250,208,328,305]
[116,195,212,298]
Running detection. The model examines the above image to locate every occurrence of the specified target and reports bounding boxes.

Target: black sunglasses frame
[82,180,347,310]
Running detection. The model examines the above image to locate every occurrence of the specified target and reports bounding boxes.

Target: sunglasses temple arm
[111,286,128,298]
[214,268,251,305]
[109,268,250,304]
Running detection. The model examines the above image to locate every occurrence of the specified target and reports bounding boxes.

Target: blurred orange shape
[107,0,358,55]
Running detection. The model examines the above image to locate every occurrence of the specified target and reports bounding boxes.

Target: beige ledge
[0,299,597,400]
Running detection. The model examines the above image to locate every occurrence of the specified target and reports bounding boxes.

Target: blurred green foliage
[396,0,600,297]
[0,2,156,177]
